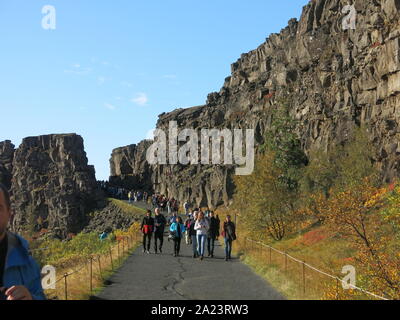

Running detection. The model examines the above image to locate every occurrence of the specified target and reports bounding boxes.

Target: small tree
[263,101,308,191]
[233,153,296,241]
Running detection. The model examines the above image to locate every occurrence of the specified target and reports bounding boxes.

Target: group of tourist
[128,190,149,203]
[140,206,236,261]
[151,194,180,215]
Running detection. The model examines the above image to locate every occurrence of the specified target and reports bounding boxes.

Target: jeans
[173,238,182,255]
[154,232,164,252]
[191,235,198,256]
[225,238,233,259]
[143,233,152,251]
[197,234,207,257]
[207,237,215,256]
[185,232,191,245]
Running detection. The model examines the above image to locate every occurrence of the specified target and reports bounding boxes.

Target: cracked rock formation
[109,140,153,191]
[10,134,105,238]
[0,140,15,189]
[110,0,400,208]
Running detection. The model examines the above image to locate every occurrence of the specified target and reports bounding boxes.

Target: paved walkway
[94,202,285,300]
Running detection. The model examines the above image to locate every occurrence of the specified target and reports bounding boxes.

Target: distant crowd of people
[140,207,237,261]
[98,182,238,261]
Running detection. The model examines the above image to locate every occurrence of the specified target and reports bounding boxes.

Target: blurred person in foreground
[0,183,45,300]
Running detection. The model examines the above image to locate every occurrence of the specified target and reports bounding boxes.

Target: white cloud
[131,93,148,106]
[104,103,116,110]
[64,63,92,75]
[163,74,177,79]
[97,76,106,85]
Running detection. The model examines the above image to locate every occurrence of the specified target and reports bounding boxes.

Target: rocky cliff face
[111,0,400,208]
[0,140,15,189]
[109,140,153,191]
[11,134,105,238]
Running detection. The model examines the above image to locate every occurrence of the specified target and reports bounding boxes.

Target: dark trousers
[225,238,233,258]
[207,237,215,256]
[143,233,152,251]
[174,238,182,255]
[154,232,164,251]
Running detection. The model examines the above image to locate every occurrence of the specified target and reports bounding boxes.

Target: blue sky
[0,0,307,180]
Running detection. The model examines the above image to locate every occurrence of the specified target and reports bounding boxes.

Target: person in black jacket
[222,215,236,261]
[153,208,166,254]
[141,210,155,254]
[206,211,219,258]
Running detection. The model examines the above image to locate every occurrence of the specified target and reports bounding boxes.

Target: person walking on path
[188,211,198,258]
[184,215,193,245]
[153,208,167,254]
[206,211,219,258]
[169,212,178,225]
[195,211,209,261]
[169,217,186,257]
[215,213,221,240]
[140,210,154,254]
[222,215,237,261]
[184,201,190,216]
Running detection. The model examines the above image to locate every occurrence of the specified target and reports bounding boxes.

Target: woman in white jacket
[194,211,209,260]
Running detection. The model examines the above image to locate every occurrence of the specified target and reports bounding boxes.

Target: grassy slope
[34,198,145,300]
[216,209,367,300]
[108,198,147,216]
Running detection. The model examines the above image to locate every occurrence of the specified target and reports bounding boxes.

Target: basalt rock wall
[11,134,105,238]
[111,0,400,208]
[0,140,15,189]
[109,140,153,192]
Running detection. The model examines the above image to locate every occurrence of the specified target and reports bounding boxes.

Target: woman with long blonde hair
[194,211,209,260]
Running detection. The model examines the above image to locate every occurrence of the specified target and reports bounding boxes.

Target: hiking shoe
[159,248,162,253]
[146,250,151,254]
[200,256,204,261]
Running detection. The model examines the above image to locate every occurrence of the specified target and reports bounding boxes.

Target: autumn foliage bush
[233,116,400,299]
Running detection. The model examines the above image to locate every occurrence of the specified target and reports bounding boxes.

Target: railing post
[269,247,272,264]
[89,257,93,293]
[109,246,114,270]
[285,252,288,273]
[98,255,103,280]
[336,278,340,300]
[302,261,306,297]
[64,273,68,301]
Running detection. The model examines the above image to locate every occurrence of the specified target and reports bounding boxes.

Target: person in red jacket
[140,210,155,254]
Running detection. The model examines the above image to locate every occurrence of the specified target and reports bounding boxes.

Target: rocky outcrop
[83,201,141,234]
[0,140,15,189]
[11,134,105,238]
[111,0,400,208]
[109,140,153,191]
